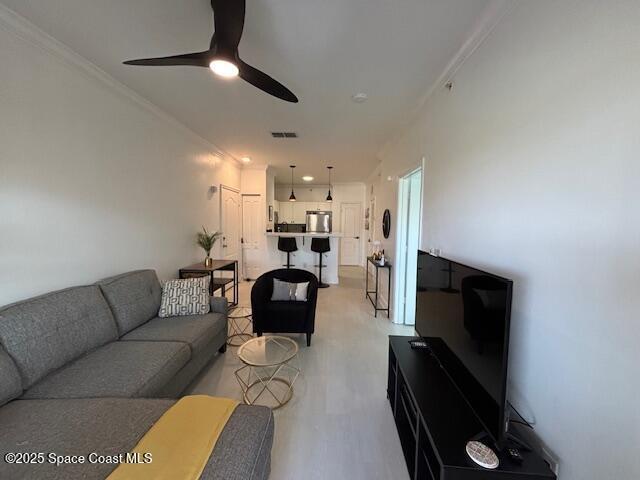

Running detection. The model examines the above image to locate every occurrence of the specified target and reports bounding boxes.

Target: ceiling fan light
[209,59,239,78]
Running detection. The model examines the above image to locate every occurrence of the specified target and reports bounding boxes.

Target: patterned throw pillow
[158,277,210,318]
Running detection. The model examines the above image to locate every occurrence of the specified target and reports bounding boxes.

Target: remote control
[506,448,524,464]
[409,340,429,349]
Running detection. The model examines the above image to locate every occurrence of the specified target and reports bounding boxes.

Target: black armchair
[251,269,319,346]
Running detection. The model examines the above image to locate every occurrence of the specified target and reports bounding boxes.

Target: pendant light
[289,165,297,202]
[326,166,333,202]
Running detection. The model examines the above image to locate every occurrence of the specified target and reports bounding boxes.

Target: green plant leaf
[196,226,222,255]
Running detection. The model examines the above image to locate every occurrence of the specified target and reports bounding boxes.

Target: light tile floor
[189,267,413,480]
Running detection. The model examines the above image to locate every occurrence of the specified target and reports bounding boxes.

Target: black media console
[387,336,556,480]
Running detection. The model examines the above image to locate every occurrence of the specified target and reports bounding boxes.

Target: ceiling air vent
[271,132,298,138]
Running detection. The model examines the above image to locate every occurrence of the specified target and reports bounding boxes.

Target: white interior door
[242,195,262,280]
[340,203,362,265]
[221,186,241,261]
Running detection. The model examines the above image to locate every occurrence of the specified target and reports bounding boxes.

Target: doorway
[394,168,422,325]
[220,185,241,264]
[340,203,362,266]
[242,194,262,280]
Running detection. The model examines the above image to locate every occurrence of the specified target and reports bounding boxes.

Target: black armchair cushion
[265,302,310,331]
[251,269,318,336]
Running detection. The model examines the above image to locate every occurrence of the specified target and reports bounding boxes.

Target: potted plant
[196,226,222,267]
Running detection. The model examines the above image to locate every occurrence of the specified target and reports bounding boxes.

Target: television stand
[387,336,556,480]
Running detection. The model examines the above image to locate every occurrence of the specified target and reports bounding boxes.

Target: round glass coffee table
[234,336,301,409]
[227,307,253,347]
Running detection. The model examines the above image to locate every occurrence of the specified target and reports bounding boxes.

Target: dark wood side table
[365,256,391,318]
[179,260,239,307]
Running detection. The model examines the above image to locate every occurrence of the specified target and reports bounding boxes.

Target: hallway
[189,267,414,479]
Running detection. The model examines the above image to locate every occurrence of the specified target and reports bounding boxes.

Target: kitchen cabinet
[276,201,332,225]
[292,202,308,224]
[279,201,294,223]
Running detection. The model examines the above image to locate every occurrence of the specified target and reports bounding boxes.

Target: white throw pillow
[159,276,210,318]
[271,278,309,302]
[294,281,309,301]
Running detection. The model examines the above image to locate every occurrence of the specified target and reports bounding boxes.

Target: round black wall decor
[382,209,391,238]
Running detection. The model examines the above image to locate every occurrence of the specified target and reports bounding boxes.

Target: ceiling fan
[123,0,298,103]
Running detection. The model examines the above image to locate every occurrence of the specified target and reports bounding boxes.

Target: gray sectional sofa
[0,270,273,480]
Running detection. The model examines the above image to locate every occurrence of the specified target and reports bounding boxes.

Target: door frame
[393,166,423,325]
[340,202,363,266]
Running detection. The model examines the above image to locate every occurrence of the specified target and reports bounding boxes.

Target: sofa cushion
[0,285,118,389]
[0,346,22,407]
[22,341,190,399]
[0,400,272,480]
[121,312,226,357]
[97,270,162,335]
[0,398,175,480]
[201,405,274,480]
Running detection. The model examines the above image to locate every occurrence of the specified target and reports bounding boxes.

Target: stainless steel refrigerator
[306,211,332,233]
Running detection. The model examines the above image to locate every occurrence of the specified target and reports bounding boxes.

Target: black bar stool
[311,237,330,288]
[278,237,298,269]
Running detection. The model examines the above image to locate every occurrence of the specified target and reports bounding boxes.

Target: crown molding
[419,0,519,110]
[241,163,269,172]
[0,3,241,167]
[378,0,520,159]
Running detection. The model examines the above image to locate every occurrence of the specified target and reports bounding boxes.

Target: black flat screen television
[415,251,513,445]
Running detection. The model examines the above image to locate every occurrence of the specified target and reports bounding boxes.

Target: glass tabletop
[237,336,299,367]
[228,307,252,319]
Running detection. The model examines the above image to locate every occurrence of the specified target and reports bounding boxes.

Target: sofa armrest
[210,296,228,314]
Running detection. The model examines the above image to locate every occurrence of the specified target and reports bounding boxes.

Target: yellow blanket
[107,395,239,480]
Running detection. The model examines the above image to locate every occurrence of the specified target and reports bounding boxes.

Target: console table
[179,260,238,307]
[366,256,391,317]
[387,336,556,480]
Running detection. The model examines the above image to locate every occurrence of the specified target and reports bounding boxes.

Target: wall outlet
[428,248,441,257]
[540,446,559,476]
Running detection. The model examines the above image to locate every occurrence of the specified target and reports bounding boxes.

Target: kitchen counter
[265,232,342,284]
[266,232,343,238]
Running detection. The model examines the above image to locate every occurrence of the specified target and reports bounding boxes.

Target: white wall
[274,184,330,202]
[377,1,640,478]
[365,156,424,318]
[0,12,241,306]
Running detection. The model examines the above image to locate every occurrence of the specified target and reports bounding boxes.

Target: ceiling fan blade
[239,61,298,103]
[211,0,245,50]
[123,51,210,67]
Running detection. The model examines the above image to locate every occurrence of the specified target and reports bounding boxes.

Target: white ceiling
[1,0,492,184]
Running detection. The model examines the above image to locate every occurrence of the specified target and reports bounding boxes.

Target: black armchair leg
[306,333,312,347]
[256,331,262,337]
[218,343,227,353]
